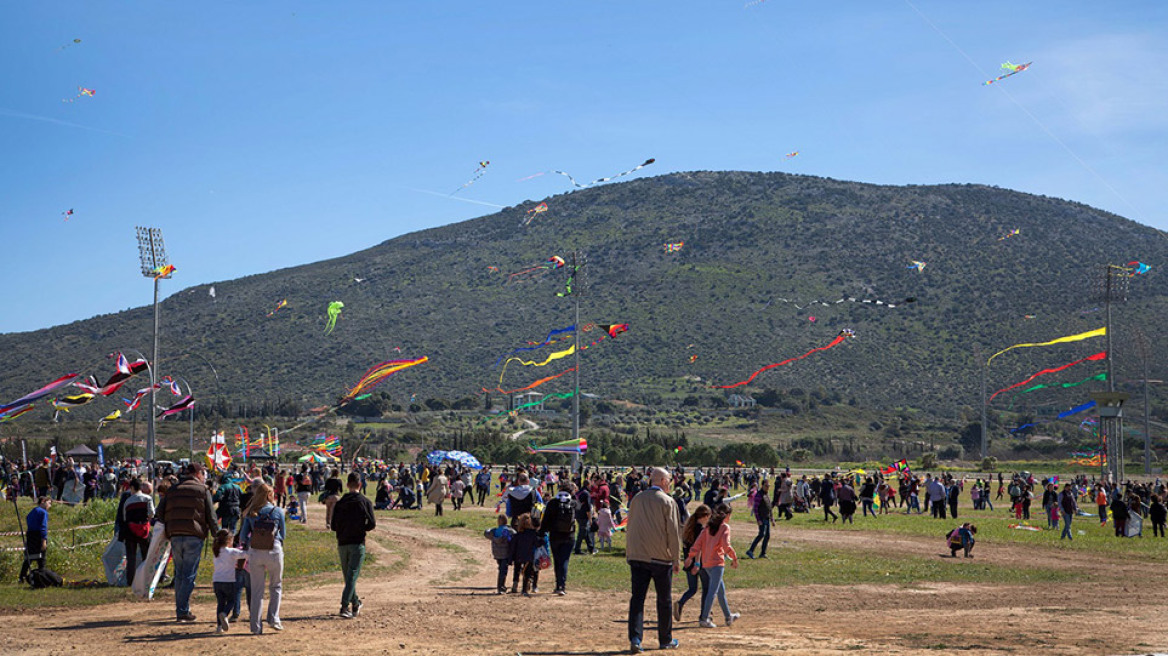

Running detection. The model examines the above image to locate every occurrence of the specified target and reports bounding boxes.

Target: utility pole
[1093,264,1130,483]
[561,250,585,473]
[1132,328,1155,476]
[136,227,172,473]
[973,344,987,460]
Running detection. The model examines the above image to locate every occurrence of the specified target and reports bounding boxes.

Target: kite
[339,357,429,404]
[74,355,150,396]
[266,299,288,317]
[63,87,96,103]
[151,264,176,279]
[1058,400,1097,419]
[62,209,74,221]
[97,409,122,429]
[714,330,854,389]
[1024,315,1037,320]
[209,286,216,299]
[505,256,564,284]
[486,266,499,273]
[1009,372,1106,405]
[689,354,698,363]
[57,38,82,51]
[527,437,588,454]
[771,296,917,310]
[664,242,685,253]
[1007,523,1042,532]
[987,327,1105,364]
[557,258,581,297]
[0,373,81,415]
[353,277,367,283]
[808,316,817,323]
[324,301,344,335]
[482,367,577,395]
[907,261,927,273]
[785,151,799,158]
[157,395,195,418]
[984,61,1031,86]
[598,324,629,339]
[1127,261,1152,276]
[998,228,1021,241]
[51,393,95,413]
[206,439,232,472]
[543,158,655,190]
[988,352,1107,402]
[0,404,36,423]
[452,160,490,194]
[522,203,549,226]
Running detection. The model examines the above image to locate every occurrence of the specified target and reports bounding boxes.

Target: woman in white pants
[240,483,287,635]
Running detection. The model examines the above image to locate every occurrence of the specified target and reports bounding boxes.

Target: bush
[919,452,937,469]
[790,448,812,462]
[938,445,963,460]
[980,456,998,471]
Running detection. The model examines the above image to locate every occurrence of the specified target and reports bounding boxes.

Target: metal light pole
[973,344,987,460]
[1092,264,1130,482]
[561,251,585,473]
[1131,329,1157,476]
[136,227,172,470]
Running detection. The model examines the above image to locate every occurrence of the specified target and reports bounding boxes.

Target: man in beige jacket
[625,467,681,652]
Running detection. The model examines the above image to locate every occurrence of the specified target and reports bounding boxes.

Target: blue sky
[2,1,1165,334]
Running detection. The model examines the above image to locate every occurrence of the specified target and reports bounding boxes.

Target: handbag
[533,546,551,570]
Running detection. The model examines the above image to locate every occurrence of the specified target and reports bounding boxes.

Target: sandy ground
[4,506,1168,656]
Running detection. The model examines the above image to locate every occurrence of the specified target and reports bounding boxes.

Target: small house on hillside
[727,394,756,408]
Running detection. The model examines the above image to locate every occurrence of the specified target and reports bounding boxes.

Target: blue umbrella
[443,450,483,469]
[426,450,448,465]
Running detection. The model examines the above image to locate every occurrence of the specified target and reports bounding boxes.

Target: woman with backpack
[240,483,286,635]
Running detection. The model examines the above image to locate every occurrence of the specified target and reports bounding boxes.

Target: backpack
[27,568,63,589]
[553,498,575,533]
[249,508,279,551]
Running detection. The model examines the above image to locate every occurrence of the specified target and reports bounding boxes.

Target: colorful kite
[1127,261,1152,276]
[157,395,195,418]
[492,325,576,367]
[482,368,576,395]
[1024,314,1037,320]
[771,295,917,310]
[499,345,575,383]
[62,209,74,221]
[987,327,1105,364]
[51,392,95,413]
[557,258,581,297]
[984,61,1031,86]
[527,437,588,454]
[988,352,1107,402]
[98,409,122,429]
[0,374,81,416]
[486,266,499,273]
[598,324,629,339]
[206,436,232,471]
[543,158,655,189]
[998,228,1021,241]
[339,357,429,403]
[689,354,698,363]
[808,316,817,323]
[266,299,288,317]
[785,151,799,158]
[907,261,927,273]
[664,241,685,253]
[506,256,565,285]
[714,330,854,389]
[74,355,149,396]
[0,404,36,423]
[1009,372,1106,406]
[324,301,344,335]
[57,38,82,51]
[152,264,176,279]
[523,203,549,226]
[452,160,490,194]
[63,86,96,103]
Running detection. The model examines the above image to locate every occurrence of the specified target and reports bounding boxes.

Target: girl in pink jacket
[684,503,741,628]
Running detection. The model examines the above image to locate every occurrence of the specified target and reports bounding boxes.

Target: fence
[0,521,115,553]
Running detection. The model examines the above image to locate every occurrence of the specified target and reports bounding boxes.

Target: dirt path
[5,506,1168,655]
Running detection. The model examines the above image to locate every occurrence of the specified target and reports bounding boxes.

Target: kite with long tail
[340,357,429,403]
[452,161,490,194]
[0,373,81,416]
[539,158,655,189]
[988,352,1107,402]
[1011,400,1098,433]
[714,330,854,389]
[482,368,576,395]
[492,325,576,367]
[771,295,916,310]
[527,437,588,454]
[506,256,565,285]
[498,345,575,383]
[523,203,548,226]
[987,327,1105,364]
[157,395,195,418]
[63,86,96,103]
[984,61,1031,86]
[324,301,344,335]
[0,405,36,423]
[267,299,288,317]
[1008,372,1106,408]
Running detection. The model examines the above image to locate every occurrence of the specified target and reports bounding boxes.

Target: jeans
[233,567,251,617]
[1061,511,1073,540]
[170,535,204,617]
[495,558,509,591]
[932,500,947,519]
[248,544,284,633]
[984,496,994,511]
[338,543,365,609]
[862,499,875,517]
[297,493,310,522]
[550,539,573,591]
[213,581,236,617]
[628,561,673,646]
[748,520,770,556]
[123,535,149,587]
[220,513,239,535]
[677,565,707,613]
[699,565,732,622]
[908,496,921,513]
[476,486,489,506]
[574,522,596,553]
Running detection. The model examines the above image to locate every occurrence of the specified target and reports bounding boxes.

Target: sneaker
[268,620,284,631]
[339,609,353,619]
[533,587,540,594]
[672,600,682,622]
[699,619,717,628]
[510,586,518,594]
[217,612,228,633]
[661,638,680,650]
[352,599,362,617]
[555,588,566,596]
[745,551,755,559]
[629,638,644,654]
[176,613,197,623]
[495,589,505,595]
[229,613,240,621]
[726,612,740,626]
[759,554,769,559]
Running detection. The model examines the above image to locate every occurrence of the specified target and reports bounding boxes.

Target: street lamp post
[135,227,172,470]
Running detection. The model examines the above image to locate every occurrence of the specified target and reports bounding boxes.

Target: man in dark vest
[157,463,217,622]
[331,473,376,618]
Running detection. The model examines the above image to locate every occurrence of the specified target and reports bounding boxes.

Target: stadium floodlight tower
[562,250,586,473]
[136,227,172,470]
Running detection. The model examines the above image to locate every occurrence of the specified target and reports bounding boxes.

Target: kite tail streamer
[498,345,574,384]
[482,368,576,395]
[714,334,849,389]
[987,327,1105,364]
[551,158,655,189]
[988,352,1106,402]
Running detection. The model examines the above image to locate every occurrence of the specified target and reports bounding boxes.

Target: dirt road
[5,507,1167,655]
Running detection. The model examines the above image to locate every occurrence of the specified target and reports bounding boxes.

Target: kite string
[901,0,1148,226]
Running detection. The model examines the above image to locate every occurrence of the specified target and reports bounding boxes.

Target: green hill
[1,171,1165,439]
